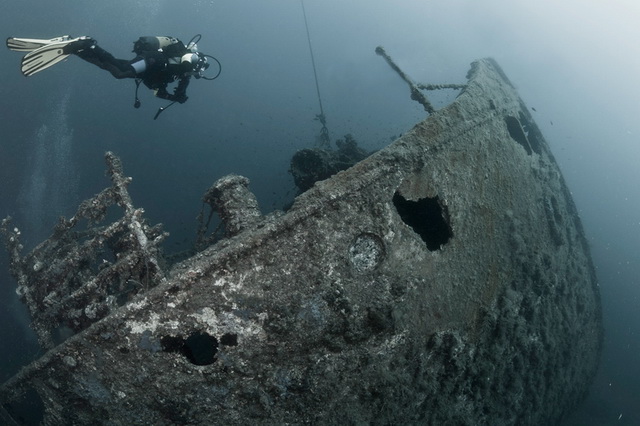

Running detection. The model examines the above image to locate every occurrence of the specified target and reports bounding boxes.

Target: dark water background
[1,1,638,424]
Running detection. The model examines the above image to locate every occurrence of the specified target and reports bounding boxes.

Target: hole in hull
[392,192,452,251]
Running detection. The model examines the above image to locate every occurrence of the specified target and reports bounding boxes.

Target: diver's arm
[154,77,190,103]
[172,76,191,103]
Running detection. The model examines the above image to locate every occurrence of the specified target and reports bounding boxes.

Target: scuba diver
[6,35,221,116]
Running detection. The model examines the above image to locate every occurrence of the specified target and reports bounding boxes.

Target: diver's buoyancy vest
[133,36,192,76]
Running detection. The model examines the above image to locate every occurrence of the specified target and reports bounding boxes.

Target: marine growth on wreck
[1,57,601,425]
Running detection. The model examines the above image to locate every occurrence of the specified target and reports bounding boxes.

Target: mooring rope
[301,0,330,148]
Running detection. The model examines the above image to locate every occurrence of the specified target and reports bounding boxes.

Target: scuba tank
[133,36,191,67]
[132,36,182,55]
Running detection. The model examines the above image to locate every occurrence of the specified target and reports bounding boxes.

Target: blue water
[1,1,638,424]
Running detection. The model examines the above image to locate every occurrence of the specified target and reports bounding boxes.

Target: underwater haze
[1,0,638,424]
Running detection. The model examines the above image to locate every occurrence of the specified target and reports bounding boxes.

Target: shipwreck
[1,57,601,425]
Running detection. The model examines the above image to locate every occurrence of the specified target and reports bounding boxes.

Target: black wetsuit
[75,43,191,103]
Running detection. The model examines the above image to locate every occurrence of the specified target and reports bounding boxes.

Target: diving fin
[6,36,71,52]
[18,37,86,77]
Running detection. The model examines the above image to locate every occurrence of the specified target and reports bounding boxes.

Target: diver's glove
[155,88,188,103]
[175,94,188,104]
[154,88,169,100]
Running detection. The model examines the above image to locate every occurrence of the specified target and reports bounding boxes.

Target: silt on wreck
[0,58,602,425]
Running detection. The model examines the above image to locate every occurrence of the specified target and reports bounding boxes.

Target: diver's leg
[70,40,137,79]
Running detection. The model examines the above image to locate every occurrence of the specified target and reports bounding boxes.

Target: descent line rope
[301,0,330,148]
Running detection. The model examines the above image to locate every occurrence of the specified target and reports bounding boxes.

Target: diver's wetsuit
[75,43,191,103]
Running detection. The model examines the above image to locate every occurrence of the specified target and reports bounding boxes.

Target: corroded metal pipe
[203,174,262,237]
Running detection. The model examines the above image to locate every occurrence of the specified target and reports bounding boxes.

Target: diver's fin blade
[20,39,82,76]
[7,36,71,52]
